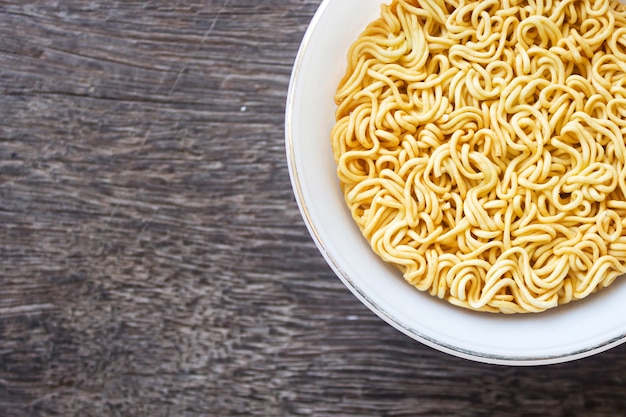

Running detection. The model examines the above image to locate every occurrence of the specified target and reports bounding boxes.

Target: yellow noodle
[331,0,626,313]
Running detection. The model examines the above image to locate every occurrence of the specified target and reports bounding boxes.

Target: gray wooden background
[2,1,626,416]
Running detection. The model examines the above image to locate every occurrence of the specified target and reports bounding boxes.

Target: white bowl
[285,0,626,365]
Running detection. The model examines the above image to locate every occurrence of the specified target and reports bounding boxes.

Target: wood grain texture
[2,1,626,416]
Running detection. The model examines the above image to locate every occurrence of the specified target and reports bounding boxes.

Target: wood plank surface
[2,1,626,416]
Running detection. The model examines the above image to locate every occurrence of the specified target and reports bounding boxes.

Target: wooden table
[2,1,626,415]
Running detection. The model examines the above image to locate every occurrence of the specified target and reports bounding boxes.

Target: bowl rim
[284,0,626,366]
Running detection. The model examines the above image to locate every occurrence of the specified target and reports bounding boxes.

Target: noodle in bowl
[286,0,626,364]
